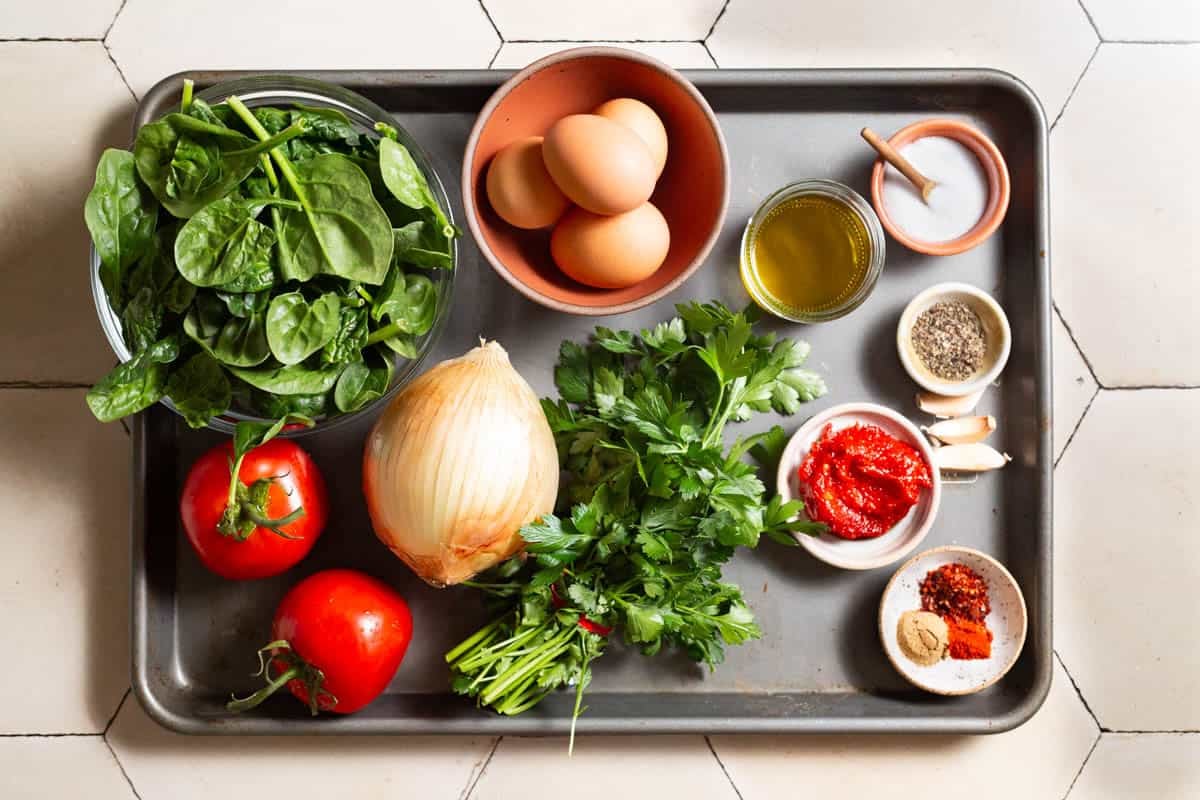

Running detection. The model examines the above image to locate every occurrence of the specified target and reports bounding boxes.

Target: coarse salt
[882,136,989,243]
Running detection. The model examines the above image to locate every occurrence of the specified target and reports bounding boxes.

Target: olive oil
[741,189,874,321]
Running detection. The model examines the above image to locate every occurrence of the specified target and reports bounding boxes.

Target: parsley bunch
[445,302,828,734]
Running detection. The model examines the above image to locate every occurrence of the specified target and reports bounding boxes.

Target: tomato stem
[227,640,337,716]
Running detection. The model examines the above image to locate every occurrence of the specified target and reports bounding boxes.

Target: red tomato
[180,439,328,580]
[232,569,413,715]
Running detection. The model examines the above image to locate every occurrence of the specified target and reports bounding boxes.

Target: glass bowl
[739,179,885,323]
[90,75,456,436]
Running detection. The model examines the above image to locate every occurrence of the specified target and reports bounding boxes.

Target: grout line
[0,381,91,389]
[503,38,705,44]
[1101,728,1200,734]
[1055,384,1099,469]
[0,36,103,42]
[705,736,745,800]
[460,736,502,800]
[1053,303,1103,387]
[103,736,142,800]
[103,0,129,40]
[705,0,732,41]
[1105,39,1200,45]
[1062,732,1101,800]
[0,732,104,738]
[104,689,131,735]
[701,40,721,68]
[475,0,504,43]
[487,39,504,69]
[1105,384,1200,391]
[103,40,137,102]
[1074,0,1102,41]
[1055,651,1104,732]
[1051,39,1100,132]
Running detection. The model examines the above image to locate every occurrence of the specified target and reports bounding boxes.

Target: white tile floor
[2,1,1198,798]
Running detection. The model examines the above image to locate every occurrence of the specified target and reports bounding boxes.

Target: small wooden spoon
[861,127,936,203]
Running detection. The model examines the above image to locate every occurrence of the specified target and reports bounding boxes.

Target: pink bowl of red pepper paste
[776,402,941,571]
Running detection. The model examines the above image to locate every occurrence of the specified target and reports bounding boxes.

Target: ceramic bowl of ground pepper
[879,545,1027,696]
[897,282,1011,397]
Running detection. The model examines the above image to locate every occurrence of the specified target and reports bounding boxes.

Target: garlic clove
[915,389,985,418]
[923,415,997,445]
[933,443,1011,472]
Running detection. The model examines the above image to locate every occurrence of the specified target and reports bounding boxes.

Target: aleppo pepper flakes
[920,562,991,622]
[920,562,993,660]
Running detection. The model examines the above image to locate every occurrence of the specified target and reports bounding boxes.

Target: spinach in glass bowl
[85,75,457,434]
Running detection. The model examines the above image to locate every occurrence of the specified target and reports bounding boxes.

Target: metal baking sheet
[131,68,1051,735]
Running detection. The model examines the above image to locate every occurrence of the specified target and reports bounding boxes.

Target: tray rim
[130,66,1052,736]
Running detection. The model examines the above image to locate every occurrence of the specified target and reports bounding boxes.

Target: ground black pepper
[911,301,987,382]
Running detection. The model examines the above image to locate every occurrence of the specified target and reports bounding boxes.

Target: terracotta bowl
[869,118,1010,257]
[463,47,729,315]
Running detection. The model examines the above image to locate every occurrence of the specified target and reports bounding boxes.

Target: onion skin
[362,341,559,587]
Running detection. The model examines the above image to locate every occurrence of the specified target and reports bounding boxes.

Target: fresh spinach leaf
[217,289,269,318]
[265,291,341,365]
[392,220,453,270]
[371,268,436,334]
[133,113,304,218]
[174,195,277,286]
[213,313,270,367]
[85,336,178,422]
[85,149,158,307]
[377,137,452,236]
[322,306,369,365]
[165,352,231,428]
[237,384,330,419]
[377,333,418,359]
[333,348,392,413]
[274,153,394,284]
[126,226,196,314]
[214,257,275,293]
[228,361,344,395]
[120,286,163,353]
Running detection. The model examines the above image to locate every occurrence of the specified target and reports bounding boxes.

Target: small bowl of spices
[868,118,1010,256]
[897,282,1011,397]
[879,545,1027,696]
[740,179,886,323]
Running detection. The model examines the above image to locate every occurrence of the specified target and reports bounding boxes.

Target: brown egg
[550,202,670,289]
[542,114,656,215]
[485,136,569,229]
[594,98,668,179]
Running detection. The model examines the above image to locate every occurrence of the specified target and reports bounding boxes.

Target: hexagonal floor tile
[0,737,133,800]
[0,43,132,383]
[0,389,129,734]
[1054,311,1098,462]
[1081,0,1200,41]
[1052,45,1200,387]
[471,736,737,799]
[107,0,500,98]
[707,0,1097,120]
[492,41,716,70]
[710,659,1097,798]
[1070,734,1200,799]
[1055,390,1200,730]
[107,698,496,800]
[1,0,123,39]
[483,0,725,40]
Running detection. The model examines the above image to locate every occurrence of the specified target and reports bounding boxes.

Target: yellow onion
[362,341,558,587]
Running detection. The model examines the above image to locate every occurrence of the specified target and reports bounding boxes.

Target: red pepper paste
[797,423,933,540]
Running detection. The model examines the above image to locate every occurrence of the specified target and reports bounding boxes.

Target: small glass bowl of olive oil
[740,179,886,323]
